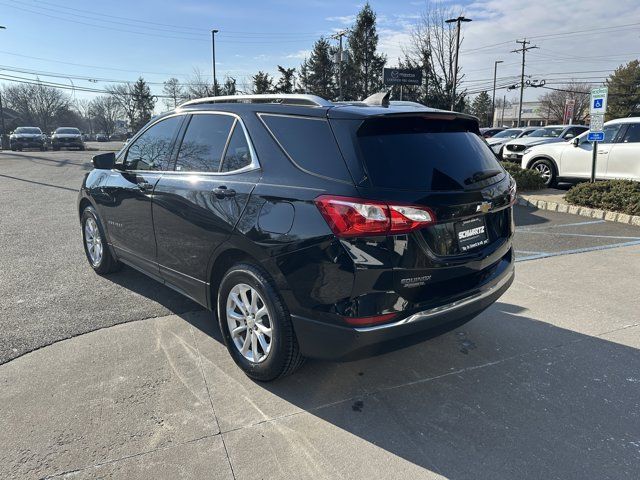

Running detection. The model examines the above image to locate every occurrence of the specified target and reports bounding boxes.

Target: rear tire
[81,206,121,274]
[217,263,304,381]
[531,158,557,187]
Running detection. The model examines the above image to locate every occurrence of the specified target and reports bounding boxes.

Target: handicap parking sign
[590,87,608,114]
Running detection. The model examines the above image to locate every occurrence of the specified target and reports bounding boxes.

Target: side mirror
[572,137,580,147]
[92,152,116,169]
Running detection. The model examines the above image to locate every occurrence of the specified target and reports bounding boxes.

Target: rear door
[604,123,640,181]
[152,112,260,304]
[99,115,183,273]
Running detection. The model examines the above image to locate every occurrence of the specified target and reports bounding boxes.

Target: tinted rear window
[356,116,504,190]
[261,114,351,182]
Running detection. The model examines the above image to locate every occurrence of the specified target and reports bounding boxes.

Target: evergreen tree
[131,77,155,131]
[305,37,336,99]
[252,71,273,94]
[471,91,492,126]
[296,59,311,93]
[343,3,386,100]
[606,59,640,119]
[274,66,296,94]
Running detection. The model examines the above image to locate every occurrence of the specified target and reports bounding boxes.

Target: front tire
[217,263,304,381]
[81,206,121,274]
[531,158,557,187]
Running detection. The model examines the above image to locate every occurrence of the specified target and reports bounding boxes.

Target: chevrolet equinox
[78,93,516,381]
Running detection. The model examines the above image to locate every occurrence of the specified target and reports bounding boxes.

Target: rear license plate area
[455,217,489,252]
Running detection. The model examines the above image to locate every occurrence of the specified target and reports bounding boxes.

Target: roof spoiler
[362,90,391,107]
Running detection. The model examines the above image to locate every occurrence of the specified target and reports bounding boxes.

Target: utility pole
[500,94,506,126]
[512,39,537,127]
[211,29,219,96]
[332,30,348,101]
[445,16,472,111]
[491,60,503,127]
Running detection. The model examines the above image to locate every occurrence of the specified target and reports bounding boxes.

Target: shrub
[565,180,640,216]
[500,162,546,191]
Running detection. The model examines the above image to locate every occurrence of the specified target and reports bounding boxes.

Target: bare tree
[538,82,592,124]
[2,82,71,131]
[401,1,466,110]
[184,68,215,99]
[106,83,136,129]
[162,77,185,110]
[89,96,121,136]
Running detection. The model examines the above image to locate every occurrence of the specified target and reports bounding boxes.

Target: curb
[517,196,640,227]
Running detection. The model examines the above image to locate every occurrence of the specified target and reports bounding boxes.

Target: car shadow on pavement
[186,302,640,479]
[513,204,552,228]
[107,264,204,315]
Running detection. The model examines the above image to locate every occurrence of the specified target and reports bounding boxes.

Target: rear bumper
[291,252,515,360]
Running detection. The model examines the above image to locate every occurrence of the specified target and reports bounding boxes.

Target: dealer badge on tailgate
[455,217,490,252]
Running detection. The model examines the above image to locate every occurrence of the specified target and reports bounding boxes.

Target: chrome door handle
[212,186,236,198]
[137,181,153,191]
[597,150,608,154]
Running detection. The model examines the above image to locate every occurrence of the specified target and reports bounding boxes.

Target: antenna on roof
[362,90,391,107]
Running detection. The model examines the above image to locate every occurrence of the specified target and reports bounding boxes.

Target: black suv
[78,94,516,381]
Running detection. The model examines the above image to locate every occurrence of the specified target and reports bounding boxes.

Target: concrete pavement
[2,244,639,479]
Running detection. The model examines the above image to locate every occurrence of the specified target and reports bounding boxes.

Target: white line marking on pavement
[515,239,640,262]
[517,231,640,240]
[517,219,606,231]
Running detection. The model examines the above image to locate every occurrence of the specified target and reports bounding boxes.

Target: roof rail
[179,94,333,108]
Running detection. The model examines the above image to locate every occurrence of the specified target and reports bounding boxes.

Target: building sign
[383,68,423,86]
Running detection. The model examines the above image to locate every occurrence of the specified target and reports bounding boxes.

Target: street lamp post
[445,16,472,111]
[211,29,219,96]
[491,60,503,127]
[0,26,5,150]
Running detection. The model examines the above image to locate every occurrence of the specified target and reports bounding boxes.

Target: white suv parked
[520,117,640,186]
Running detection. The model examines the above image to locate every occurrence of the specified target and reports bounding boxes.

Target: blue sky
[1,0,639,109]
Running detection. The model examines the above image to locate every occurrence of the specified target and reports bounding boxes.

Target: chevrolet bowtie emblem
[476,201,492,213]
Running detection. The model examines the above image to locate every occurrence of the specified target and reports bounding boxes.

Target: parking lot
[1,149,639,479]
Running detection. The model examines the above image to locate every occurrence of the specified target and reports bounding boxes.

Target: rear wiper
[464,169,502,185]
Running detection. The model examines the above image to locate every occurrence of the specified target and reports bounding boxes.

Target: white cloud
[286,49,311,60]
[325,14,356,25]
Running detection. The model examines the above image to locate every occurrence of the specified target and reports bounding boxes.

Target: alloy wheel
[534,163,552,183]
[84,217,103,266]
[226,283,272,363]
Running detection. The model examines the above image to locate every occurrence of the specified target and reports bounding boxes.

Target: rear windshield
[356,116,504,190]
[56,128,80,134]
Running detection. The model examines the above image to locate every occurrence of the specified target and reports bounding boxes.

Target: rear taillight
[315,195,436,238]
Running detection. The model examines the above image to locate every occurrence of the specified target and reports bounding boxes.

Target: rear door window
[260,114,351,182]
[356,116,504,191]
[221,123,252,172]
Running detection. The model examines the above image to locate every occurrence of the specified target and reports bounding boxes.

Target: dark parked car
[52,127,85,151]
[9,126,47,151]
[78,93,516,381]
[95,134,109,142]
[479,127,505,138]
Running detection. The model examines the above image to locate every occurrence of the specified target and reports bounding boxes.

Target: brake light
[315,195,436,237]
